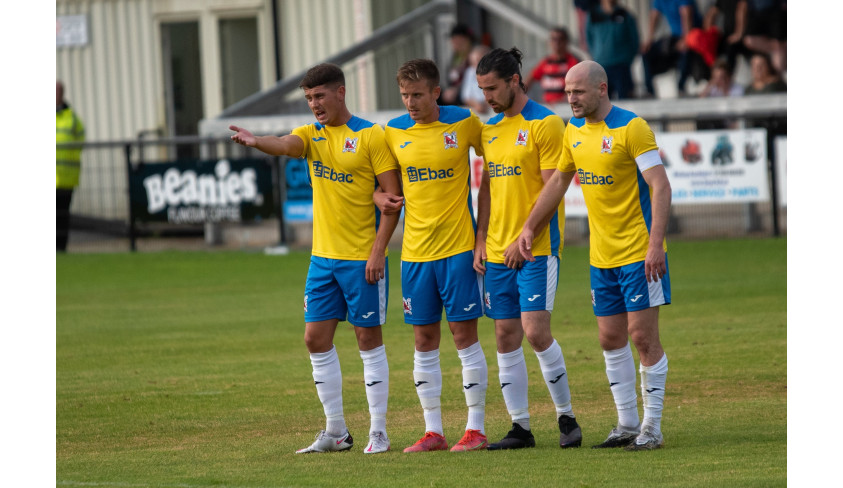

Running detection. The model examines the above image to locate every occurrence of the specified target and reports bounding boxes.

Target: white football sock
[497,347,530,430]
[604,344,640,429]
[457,341,487,433]
[413,348,443,435]
[360,344,389,435]
[640,353,668,433]
[535,339,573,417]
[310,346,346,435]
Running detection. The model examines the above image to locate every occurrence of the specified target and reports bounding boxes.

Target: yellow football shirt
[291,116,398,260]
[481,99,566,263]
[384,106,483,262]
[558,106,666,268]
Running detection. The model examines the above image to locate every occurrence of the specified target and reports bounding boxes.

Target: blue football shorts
[590,254,672,317]
[400,250,484,325]
[303,256,388,327]
[484,255,559,320]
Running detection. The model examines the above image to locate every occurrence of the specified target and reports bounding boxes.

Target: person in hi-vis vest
[56,80,85,252]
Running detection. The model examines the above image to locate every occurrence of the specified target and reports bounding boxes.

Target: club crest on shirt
[343,137,359,153]
[516,129,529,146]
[444,131,458,149]
[402,297,413,315]
[601,136,613,154]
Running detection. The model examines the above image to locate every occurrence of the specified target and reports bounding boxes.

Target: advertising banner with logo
[284,129,774,222]
[560,128,771,216]
[775,136,786,207]
[130,158,274,224]
[284,158,313,222]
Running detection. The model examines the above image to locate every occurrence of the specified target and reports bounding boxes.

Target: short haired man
[524,27,580,105]
[376,58,489,452]
[517,60,672,451]
[230,63,402,454]
[474,47,582,450]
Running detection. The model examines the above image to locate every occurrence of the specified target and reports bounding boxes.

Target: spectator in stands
[525,26,580,105]
[744,52,786,95]
[56,80,85,252]
[699,58,744,97]
[461,44,491,114]
[573,0,600,52]
[586,0,640,100]
[640,0,704,98]
[440,24,476,106]
[742,0,786,74]
[702,0,750,73]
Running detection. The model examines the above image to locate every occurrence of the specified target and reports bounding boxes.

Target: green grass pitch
[56,238,786,487]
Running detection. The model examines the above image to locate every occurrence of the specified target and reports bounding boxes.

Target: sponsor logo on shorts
[304,294,308,312]
[630,294,644,303]
[402,297,413,315]
[362,311,375,319]
[464,303,476,311]
[527,294,541,302]
[591,289,596,306]
[484,292,491,309]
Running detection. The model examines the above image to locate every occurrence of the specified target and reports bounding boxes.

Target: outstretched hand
[229,125,257,147]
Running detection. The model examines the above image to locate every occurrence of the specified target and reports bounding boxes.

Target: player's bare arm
[229,125,304,158]
[517,169,575,261]
[641,164,672,283]
[373,186,405,216]
[367,169,402,284]
[473,170,491,274]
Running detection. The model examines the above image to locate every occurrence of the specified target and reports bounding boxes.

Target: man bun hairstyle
[476,47,526,92]
[300,63,345,90]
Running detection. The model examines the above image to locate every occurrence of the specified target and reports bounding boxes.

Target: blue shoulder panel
[347,115,375,132]
[568,117,586,128]
[486,112,505,126]
[604,106,637,129]
[314,122,325,131]
[439,105,471,124]
[521,99,555,121]
[387,113,416,130]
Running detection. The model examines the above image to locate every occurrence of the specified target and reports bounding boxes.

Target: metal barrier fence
[61,110,787,253]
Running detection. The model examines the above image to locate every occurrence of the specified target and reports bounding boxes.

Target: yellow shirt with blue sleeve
[291,116,398,261]
[558,105,666,268]
[482,99,566,263]
[384,105,483,262]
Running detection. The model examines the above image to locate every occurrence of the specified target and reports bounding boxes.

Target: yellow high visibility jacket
[56,105,85,189]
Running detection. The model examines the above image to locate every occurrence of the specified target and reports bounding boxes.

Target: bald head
[566,60,607,89]
[564,60,611,122]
